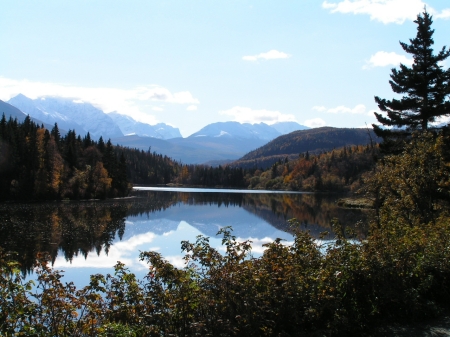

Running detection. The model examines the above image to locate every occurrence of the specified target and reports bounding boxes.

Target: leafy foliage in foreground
[2,212,450,336]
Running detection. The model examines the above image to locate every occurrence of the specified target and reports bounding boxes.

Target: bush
[2,216,450,336]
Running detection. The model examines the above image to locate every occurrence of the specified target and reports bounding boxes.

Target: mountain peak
[10,93,33,102]
[7,95,123,140]
[188,121,281,141]
[108,112,182,139]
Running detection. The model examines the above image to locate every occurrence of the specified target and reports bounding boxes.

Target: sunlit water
[0,187,369,288]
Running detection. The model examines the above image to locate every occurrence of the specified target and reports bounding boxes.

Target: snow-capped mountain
[8,94,123,140]
[188,121,308,141]
[7,94,183,141]
[189,122,283,140]
[108,112,182,139]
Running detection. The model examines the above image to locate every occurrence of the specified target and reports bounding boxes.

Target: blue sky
[1,0,449,137]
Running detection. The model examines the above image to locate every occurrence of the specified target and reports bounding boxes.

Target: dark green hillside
[234,127,379,169]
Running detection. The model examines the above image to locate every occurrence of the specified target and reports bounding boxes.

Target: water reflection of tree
[0,194,189,273]
[240,193,370,238]
[0,192,370,274]
[0,202,128,274]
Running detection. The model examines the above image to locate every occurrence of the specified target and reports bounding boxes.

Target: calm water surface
[0,187,369,287]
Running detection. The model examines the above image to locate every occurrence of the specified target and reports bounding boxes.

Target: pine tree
[98,136,105,153]
[373,10,450,152]
[83,132,92,149]
[0,114,6,137]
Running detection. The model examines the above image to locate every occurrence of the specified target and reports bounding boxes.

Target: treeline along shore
[0,114,380,201]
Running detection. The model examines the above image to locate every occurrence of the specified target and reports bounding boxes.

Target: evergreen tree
[98,136,105,153]
[0,114,6,137]
[373,10,450,152]
[83,132,92,149]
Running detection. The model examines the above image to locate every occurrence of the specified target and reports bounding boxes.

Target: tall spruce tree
[373,10,450,153]
[51,123,61,143]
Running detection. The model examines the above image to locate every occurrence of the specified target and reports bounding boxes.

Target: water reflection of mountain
[126,203,288,240]
[0,190,370,274]
[129,191,370,238]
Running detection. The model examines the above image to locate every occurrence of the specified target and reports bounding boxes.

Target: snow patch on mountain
[215,131,231,137]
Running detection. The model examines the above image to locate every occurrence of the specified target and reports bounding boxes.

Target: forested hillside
[0,115,130,200]
[234,127,380,169]
[246,143,378,192]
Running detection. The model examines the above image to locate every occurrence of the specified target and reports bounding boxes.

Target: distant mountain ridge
[189,121,308,140]
[271,121,309,134]
[108,112,182,139]
[190,122,282,141]
[113,121,310,164]
[5,94,312,165]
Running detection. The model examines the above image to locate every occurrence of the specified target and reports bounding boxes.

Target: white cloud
[434,115,450,126]
[364,51,413,69]
[152,107,164,111]
[327,104,367,114]
[54,232,157,269]
[187,105,198,111]
[312,106,327,112]
[219,106,296,124]
[133,86,199,104]
[304,118,326,128]
[322,0,450,24]
[435,8,450,19]
[313,104,368,115]
[165,256,187,269]
[0,77,199,125]
[242,50,291,61]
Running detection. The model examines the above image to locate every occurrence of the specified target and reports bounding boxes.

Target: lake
[0,187,369,287]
